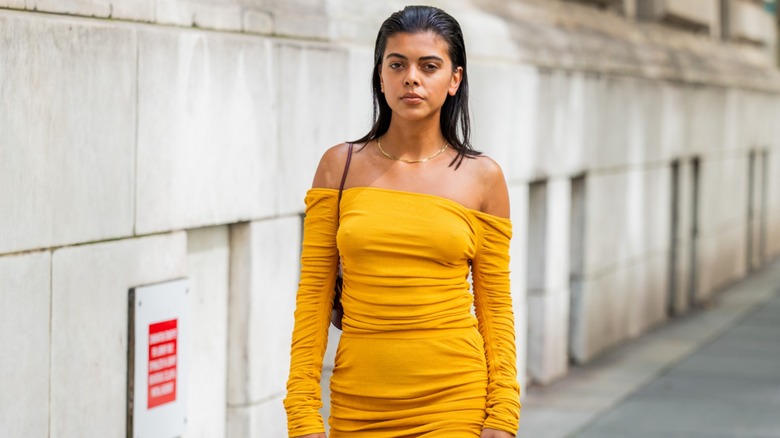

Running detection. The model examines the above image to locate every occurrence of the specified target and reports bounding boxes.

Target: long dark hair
[352,5,480,168]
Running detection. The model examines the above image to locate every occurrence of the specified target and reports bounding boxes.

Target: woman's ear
[449,66,463,96]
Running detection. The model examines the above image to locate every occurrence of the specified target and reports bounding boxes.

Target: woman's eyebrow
[385,53,444,63]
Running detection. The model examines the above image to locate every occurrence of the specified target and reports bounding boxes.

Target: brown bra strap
[337,143,354,208]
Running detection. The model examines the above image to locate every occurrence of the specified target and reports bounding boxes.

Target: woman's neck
[381,119,446,158]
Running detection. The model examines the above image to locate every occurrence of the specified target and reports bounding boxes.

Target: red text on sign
[148,319,177,409]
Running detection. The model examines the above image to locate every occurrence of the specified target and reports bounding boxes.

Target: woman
[285,5,520,437]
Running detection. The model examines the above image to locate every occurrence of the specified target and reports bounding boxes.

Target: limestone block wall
[457,0,780,373]
[0,11,136,255]
[0,0,332,37]
[227,218,301,436]
[0,252,50,438]
[135,29,277,233]
[566,80,780,363]
[50,233,187,435]
[186,226,230,437]
[2,0,780,436]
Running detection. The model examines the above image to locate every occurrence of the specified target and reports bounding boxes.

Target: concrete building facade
[1,0,779,435]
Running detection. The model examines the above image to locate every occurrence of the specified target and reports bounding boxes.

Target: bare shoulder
[470,154,510,219]
[311,143,353,189]
[470,154,505,183]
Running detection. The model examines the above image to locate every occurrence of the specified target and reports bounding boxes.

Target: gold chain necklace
[376,137,449,164]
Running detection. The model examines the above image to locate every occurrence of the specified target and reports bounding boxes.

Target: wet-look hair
[352,5,479,168]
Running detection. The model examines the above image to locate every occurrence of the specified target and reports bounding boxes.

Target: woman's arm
[284,144,351,437]
[472,159,520,436]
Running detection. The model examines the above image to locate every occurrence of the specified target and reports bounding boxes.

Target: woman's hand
[481,428,515,438]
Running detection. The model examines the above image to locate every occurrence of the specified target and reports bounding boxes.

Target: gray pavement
[519,258,780,438]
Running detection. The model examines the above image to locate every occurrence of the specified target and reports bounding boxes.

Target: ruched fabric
[285,187,520,437]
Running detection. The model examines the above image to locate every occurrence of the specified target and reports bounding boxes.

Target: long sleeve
[284,189,340,437]
[471,214,521,434]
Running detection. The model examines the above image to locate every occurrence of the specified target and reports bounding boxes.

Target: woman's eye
[389,62,403,69]
[423,64,439,71]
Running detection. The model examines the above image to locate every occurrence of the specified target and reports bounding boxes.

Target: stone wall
[1,0,779,435]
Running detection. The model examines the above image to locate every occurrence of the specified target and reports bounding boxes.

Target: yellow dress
[285,187,520,437]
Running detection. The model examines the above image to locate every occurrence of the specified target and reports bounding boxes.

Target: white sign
[128,279,189,438]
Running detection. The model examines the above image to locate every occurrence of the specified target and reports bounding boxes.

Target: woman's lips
[401,93,424,104]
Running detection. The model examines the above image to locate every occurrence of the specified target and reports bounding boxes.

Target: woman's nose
[404,67,420,86]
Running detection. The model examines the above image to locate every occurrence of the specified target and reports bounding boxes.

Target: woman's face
[379,31,463,123]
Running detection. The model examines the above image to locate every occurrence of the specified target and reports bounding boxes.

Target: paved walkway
[519,258,780,438]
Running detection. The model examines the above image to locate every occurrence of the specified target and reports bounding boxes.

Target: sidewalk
[518,258,780,438]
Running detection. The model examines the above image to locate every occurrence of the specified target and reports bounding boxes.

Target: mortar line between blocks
[48,249,53,438]
[133,29,140,237]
